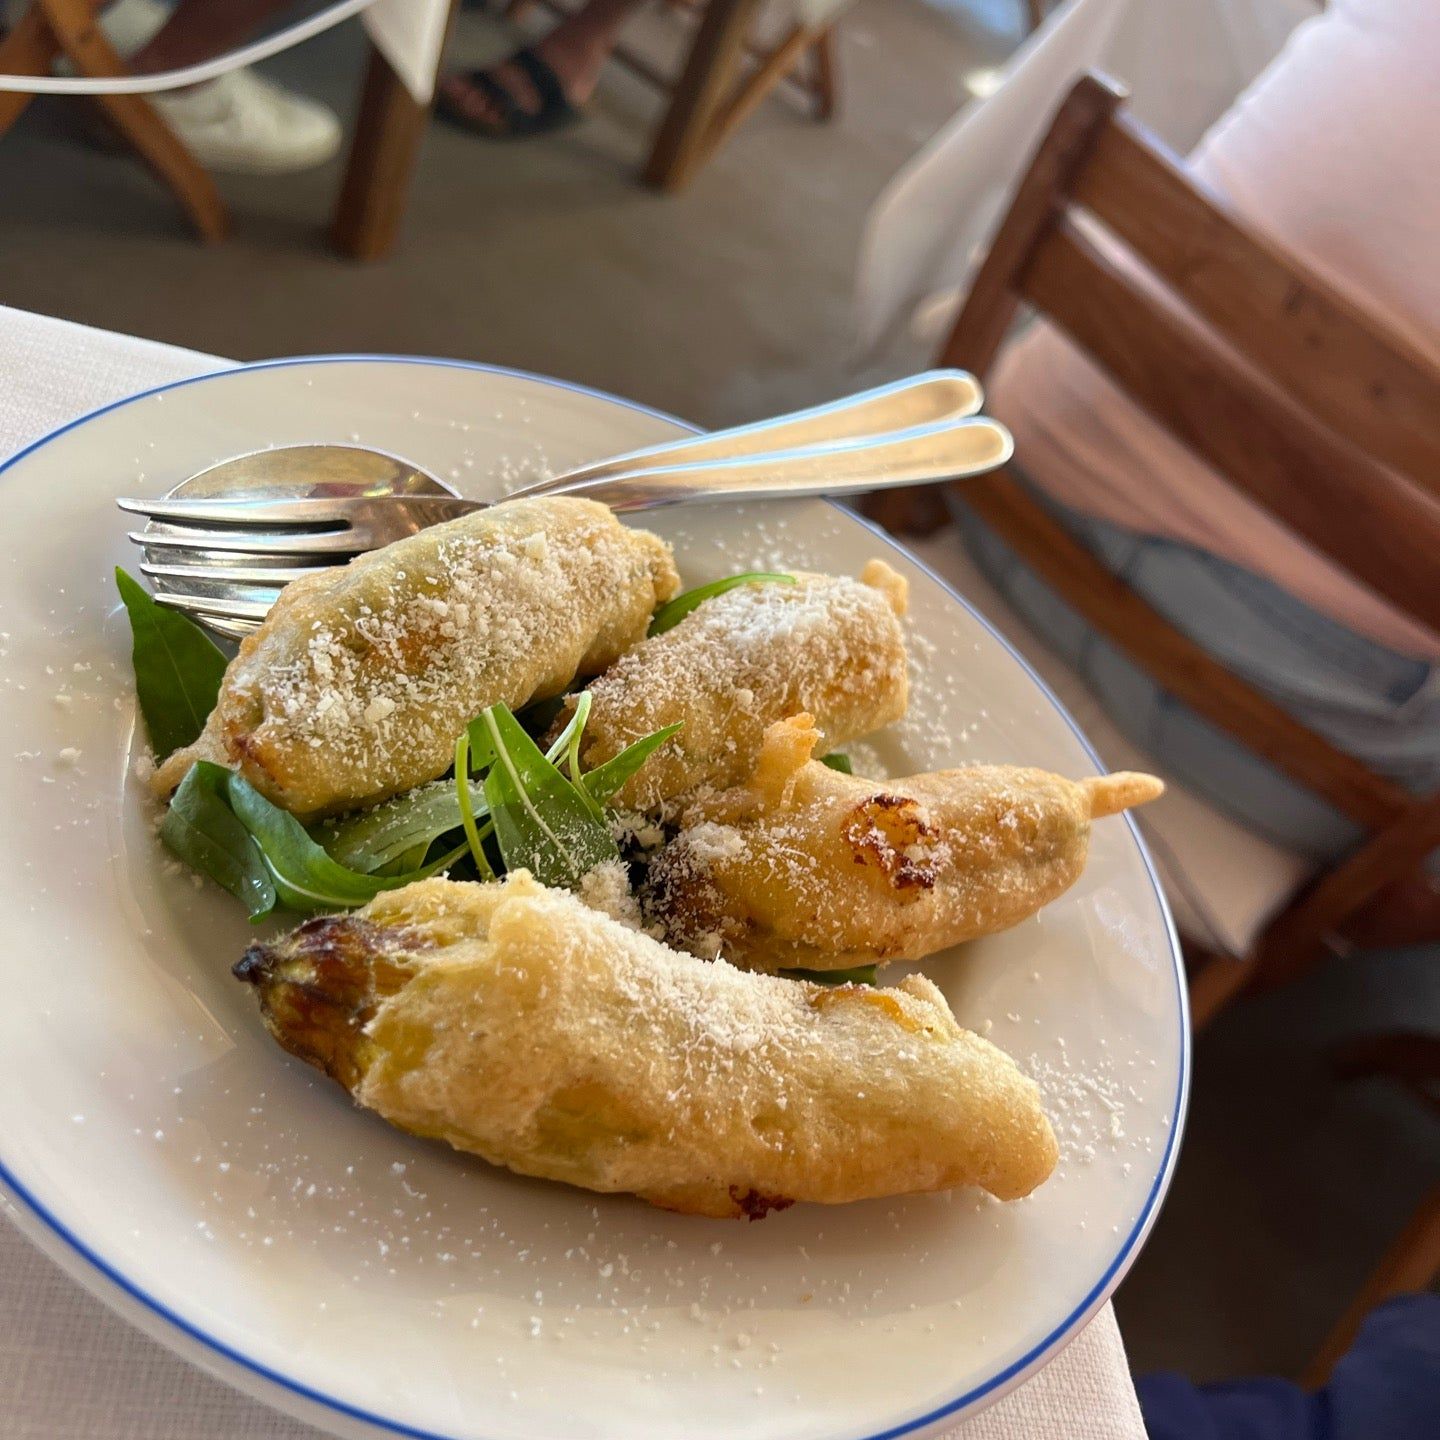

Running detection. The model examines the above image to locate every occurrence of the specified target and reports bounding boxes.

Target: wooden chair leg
[807,25,838,121]
[1184,941,1255,1031]
[1302,1184,1440,1388]
[331,0,459,263]
[38,0,227,242]
[1247,797,1440,998]
[860,486,951,537]
[1331,1031,1440,1112]
[642,0,762,192]
[0,8,59,138]
[700,22,823,162]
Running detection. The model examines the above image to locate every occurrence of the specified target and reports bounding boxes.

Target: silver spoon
[122,371,1008,639]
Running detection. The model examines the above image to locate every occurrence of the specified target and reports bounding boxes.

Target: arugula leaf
[479,703,619,889]
[115,567,228,760]
[779,964,878,987]
[164,763,463,918]
[318,780,471,873]
[819,752,854,774]
[551,693,605,821]
[224,768,464,914]
[581,722,684,804]
[319,705,678,874]
[454,728,497,882]
[161,763,275,920]
[647,572,796,636]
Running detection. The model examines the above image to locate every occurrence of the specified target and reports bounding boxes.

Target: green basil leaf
[115,567,228,760]
[779,965,878,987]
[647,572,796,637]
[479,703,618,889]
[819,752,853,774]
[222,768,463,916]
[161,763,276,920]
[581,722,684,804]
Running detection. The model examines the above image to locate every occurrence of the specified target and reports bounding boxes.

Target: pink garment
[988,0,1440,660]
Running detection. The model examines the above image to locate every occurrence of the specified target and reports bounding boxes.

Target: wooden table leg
[642,0,762,193]
[330,1,459,264]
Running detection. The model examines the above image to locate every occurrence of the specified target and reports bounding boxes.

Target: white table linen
[363,0,453,105]
[0,303,1147,1440]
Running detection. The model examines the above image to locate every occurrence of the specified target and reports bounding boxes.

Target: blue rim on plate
[0,355,1191,1440]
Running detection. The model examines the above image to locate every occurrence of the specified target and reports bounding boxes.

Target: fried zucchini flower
[235,873,1058,1216]
[154,498,679,819]
[548,561,909,812]
[643,715,1164,970]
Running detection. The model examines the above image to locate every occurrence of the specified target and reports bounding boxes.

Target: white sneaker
[150,68,342,176]
[93,0,171,54]
[4,0,344,176]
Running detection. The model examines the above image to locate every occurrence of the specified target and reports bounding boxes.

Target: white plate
[0,357,1188,1440]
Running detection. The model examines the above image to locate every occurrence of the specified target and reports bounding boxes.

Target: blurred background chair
[864,63,1440,1382]
[504,0,844,190]
[0,0,459,258]
[0,0,226,239]
[1303,1033,1440,1386]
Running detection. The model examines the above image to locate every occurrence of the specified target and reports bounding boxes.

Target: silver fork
[117,370,1010,636]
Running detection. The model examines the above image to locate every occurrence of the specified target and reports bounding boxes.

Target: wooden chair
[504,0,840,191]
[0,0,226,240]
[863,72,1440,1031]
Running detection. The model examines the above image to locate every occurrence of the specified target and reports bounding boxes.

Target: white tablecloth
[0,304,1147,1440]
[364,0,453,106]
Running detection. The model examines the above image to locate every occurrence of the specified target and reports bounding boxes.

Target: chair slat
[1019,220,1440,632]
[1071,117,1440,487]
[957,472,1411,831]
[1251,789,1440,991]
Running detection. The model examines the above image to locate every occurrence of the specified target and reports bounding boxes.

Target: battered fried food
[643,715,1164,970]
[234,873,1058,1216]
[153,498,679,819]
[547,561,909,812]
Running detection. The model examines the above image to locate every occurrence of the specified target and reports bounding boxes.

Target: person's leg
[439,0,647,137]
[128,0,294,73]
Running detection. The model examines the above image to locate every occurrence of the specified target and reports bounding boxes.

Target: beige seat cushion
[906,533,1313,958]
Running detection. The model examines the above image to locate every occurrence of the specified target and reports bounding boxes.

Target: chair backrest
[941,73,1440,635]
[932,74,1440,951]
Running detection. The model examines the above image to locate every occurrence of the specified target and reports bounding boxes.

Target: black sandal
[437,47,582,139]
